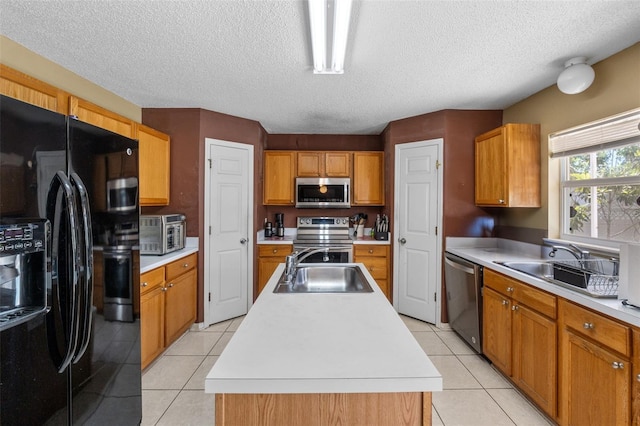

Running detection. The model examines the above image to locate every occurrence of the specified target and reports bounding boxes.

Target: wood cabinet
[0,64,68,113]
[633,329,640,426]
[69,95,136,138]
[483,269,557,418]
[263,151,296,205]
[353,151,384,205]
[257,244,293,294]
[297,151,351,177]
[474,123,540,207]
[140,253,197,369]
[140,267,166,369]
[138,124,171,206]
[558,299,632,426]
[354,245,390,301]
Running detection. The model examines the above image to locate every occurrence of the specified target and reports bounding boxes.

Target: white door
[204,138,253,325]
[394,140,442,324]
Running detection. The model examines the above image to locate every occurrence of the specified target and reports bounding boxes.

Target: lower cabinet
[633,329,640,426]
[257,244,293,294]
[140,252,197,369]
[558,299,632,426]
[353,244,391,301]
[483,269,557,418]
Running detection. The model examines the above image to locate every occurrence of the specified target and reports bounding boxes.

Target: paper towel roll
[620,243,640,306]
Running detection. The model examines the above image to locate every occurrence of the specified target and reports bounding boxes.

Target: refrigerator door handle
[70,172,94,362]
[46,170,82,373]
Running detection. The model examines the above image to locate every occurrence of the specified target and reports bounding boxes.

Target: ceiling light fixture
[308,0,353,74]
[557,57,595,95]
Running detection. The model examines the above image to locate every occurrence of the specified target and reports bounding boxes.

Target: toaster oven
[140,214,186,255]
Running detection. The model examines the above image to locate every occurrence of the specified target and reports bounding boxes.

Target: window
[550,108,640,246]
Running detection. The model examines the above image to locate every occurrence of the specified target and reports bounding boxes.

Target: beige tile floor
[142,315,553,426]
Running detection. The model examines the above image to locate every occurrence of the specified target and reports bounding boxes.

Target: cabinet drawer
[560,299,631,357]
[166,253,197,281]
[258,244,293,257]
[512,281,556,319]
[140,267,165,295]
[354,245,388,257]
[359,257,387,279]
[484,269,517,297]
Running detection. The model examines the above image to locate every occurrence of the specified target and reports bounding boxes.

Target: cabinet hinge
[208,158,212,168]
[435,160,441,169]
[209,226,212,235]
[208,292,211,302]
[435,226,438,235]
[434,292,437,302]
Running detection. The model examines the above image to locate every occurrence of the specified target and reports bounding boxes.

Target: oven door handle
[70,172,94,363]
[45,171,81,373]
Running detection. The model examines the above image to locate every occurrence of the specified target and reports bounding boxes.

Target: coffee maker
[275,213,284,237]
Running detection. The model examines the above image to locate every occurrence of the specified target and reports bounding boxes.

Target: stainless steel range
[294,217,353,263]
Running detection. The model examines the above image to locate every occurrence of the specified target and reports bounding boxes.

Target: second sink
[274,265,373,293]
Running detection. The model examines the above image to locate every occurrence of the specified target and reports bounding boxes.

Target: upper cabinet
[1,64,68,114]
[353,151,384,206]
[264,151,296,205]
[475,123,540,207]
[138,124,171,206]
[297,152,351,177]
[69,95,136,139]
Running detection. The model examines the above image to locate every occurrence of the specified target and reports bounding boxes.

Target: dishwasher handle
[444,255,476,275]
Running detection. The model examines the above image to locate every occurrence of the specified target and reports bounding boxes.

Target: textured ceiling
[1,0,639,135]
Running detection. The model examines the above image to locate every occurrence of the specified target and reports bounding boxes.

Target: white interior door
[394,140,442,324]
[204,138,253,325]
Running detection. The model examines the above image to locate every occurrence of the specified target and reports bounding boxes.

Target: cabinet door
[353,152,384,205]
[258,245,293,294]
[165,268,197,345]
[512,303,557,417]
[69,95,136,138]
[633,329,640,426]
[354,245,390,301]
[297,152,323,177]
[141,285,165,369]
[325,152,351,177]
[264,151,296,205]
[483,286,512,375]
[1,64,68,113]
[138,124,170,206]
[560,329,631,426]
[475,128,507,206]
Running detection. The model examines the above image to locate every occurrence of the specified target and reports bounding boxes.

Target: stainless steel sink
[274,265,373,293]
[494,260,618,298]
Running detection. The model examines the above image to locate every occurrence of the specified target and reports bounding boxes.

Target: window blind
[549,107,640,158]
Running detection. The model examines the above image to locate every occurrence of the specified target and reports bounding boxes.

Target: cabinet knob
[368,249,373,254]
[512,305,519,311]
[273,249,278,254]
[612,362,624,369]
[168,283,174,288]
[506,287,514,292]
[636,374,640,382]
[141,282,148,287]
[161,287,168,292]
[502,300,509,306]
[583,322,594,329]
[499,199,505,204]
[183,263,189,268]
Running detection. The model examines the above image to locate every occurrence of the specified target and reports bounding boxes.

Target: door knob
[240,238,248,244]
[398,238,406,244]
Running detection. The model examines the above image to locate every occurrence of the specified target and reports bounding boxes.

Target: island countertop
[205,263,442,394]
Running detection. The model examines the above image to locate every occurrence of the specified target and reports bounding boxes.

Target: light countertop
[446,237,640,328]
[205,263,441,394]
[140,237,199,273]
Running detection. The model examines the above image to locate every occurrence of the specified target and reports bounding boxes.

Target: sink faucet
[547,243,590,266]
[283,247,347,284]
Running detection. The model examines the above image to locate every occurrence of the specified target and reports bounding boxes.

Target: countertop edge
[140,242,199,273]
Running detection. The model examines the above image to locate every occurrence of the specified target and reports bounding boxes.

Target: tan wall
[502,42,640,237]
[0,35,140,121]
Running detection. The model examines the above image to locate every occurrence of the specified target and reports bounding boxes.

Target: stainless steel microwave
[295,177,350,208]
[140,214,186,255]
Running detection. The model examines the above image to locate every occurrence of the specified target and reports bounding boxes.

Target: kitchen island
[205,263,442,426]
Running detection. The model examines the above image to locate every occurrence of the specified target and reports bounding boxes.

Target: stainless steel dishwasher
[444,252,483,354]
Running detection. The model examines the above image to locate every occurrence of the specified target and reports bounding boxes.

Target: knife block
[374,231,389,241]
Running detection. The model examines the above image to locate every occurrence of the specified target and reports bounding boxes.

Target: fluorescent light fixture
[308,0,353,74]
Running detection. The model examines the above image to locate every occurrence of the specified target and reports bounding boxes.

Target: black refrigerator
[0,95,142,425]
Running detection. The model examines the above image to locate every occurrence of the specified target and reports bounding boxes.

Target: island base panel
[215,392,432,426]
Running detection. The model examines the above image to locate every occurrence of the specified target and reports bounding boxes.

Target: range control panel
[0,220,48,255]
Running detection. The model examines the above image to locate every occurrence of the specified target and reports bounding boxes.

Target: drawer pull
[168,283,174,288]
[273,249,278,254]
[583,322,594,330]
[502,300,509,306]
[183,263,189,268]
[612,362,624,369]
[368,249,373,254]
[506,287,514,293]
[141,282,148,287]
